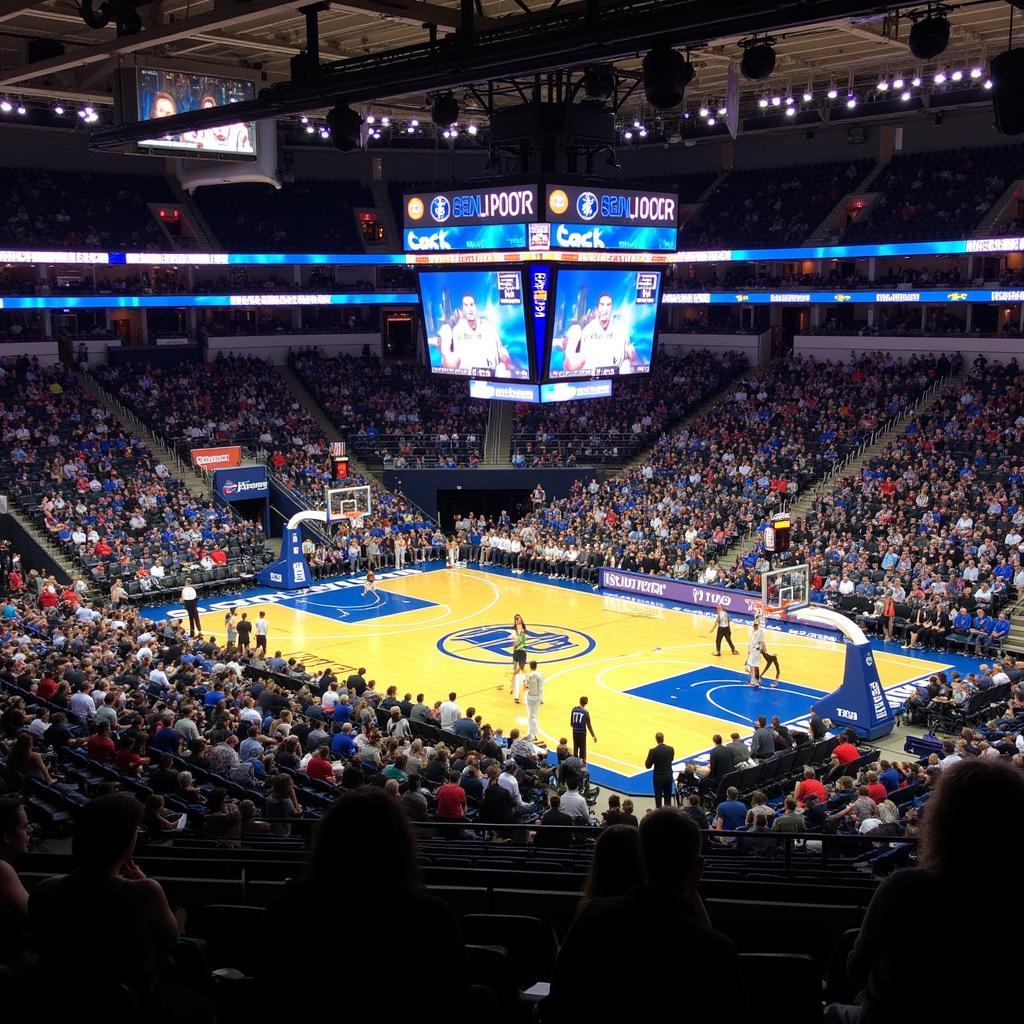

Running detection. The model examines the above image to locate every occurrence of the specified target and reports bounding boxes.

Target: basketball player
[440,293,515,375]
[746,616,767,688]
[562,292,636,374]
[761,635,781,685]
[709,606,738,656]
[362,569,377,596]
[525,660,544,741]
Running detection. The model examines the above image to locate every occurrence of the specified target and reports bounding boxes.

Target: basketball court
[142,559,984,795]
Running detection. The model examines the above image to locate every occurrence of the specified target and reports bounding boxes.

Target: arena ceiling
[0,1,1019,134]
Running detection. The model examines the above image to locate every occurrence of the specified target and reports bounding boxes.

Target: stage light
[431,91,459,128]
[300,116,309,124]
[381,116,390,126]
[877,79,889,90]
[771,95,781,107]
[80,0,142,37]
[698,106,708,118]
[642,44,695,109]
[53,104,64,115]
[16,105,26,115]
[706,118,715,127]
[406,125,415,134]
[758,97,769,108]
[802,91,813,102]
[950,69,963,82]
[785,106,796,117]
[740,37,776,81]
[901,90,912,101]
[933,71,946,84]
[467,123,478,135]
[912,76,922,86]
[366,115,375,125]
[909,8,951,62]
[325,103,362,152]
[582,65,616,102]
[784,96,794,105]
[717,106,727,115]
[0,100,11,113]
[827,86,838,99]
[970,67,983,79]
[984,78,993,89]
[846,94,857,108]
[624,129,633,140]
[638,126,648,136]
[305,125,314,134]
[893,77,905,89]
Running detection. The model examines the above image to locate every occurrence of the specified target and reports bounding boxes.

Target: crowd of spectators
[843,144,1024,243]
[511,350,747,467]
[681,160,874,248]
[0,166,174,252]
[787,357,1023,634]
[0,356,267,590]
[469,352,947,584]
[193,179,373,252]
[292,349,489,468]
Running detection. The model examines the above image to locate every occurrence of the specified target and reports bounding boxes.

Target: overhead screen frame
[119,61,260,160]
[416,264,537,382]
[542,264,664,382]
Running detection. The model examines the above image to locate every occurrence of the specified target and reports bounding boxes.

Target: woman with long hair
[511,612,528,692]
[825,759,1024,1022]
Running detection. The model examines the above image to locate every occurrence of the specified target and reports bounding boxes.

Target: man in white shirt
[563,293,636,374]
[148,663,170,690]
[497,761,531,813]
[181,578,201,635]
[440,293,514,375]
[559,782,590,824]
[525,661,544,741]
[439,692,461,731]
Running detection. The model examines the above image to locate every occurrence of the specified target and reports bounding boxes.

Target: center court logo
[437,624,595,664]
[430,196,451,222]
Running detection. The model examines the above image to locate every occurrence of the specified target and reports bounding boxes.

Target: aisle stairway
[484,401,513,466]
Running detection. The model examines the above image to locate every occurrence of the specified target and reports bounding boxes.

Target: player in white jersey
[562,293,637,374]
[746,619,767,688]
[440,294,514,375]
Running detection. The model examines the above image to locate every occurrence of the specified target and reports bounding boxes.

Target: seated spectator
[0,796,31,967]
[826,759,1024,1022]
[550,809,748,1019]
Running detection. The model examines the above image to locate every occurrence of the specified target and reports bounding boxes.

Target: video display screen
[137,68,256,157]
[546,268,662,379]
[418,268,532,380]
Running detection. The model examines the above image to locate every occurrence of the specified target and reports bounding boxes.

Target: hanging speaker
[991,48,1024,136]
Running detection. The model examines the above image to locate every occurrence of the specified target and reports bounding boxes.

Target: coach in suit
[645,732,675,807]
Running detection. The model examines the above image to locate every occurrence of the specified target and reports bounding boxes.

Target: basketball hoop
[342,512,364,531]
[754,599,790,622]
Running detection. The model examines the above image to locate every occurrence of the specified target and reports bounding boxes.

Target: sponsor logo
[604,571,667,596]
[220,478,266,496]
[992,290,1024,302]
[769,294,810,302]
[835,706,859,721]
[191,445,241,470]
[430,196,451,222]
[555,224,604,248]
[548,189,569,215]
[876,292,920,302]
[692,589,732,606]
[406,197,425,221]
[437,623,596,664]
[194,452,233,467]
[269,572,282,583]
[529,222,551,251]
[576,191,599,221]
[292,564,307,583]
[869,679,888,720]
[407,229,450,251]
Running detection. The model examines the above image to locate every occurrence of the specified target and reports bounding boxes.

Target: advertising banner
[545,184,678,228]
[191,445,241,471]
[469,380,540,402]
[549,223,677,252]
[212,465,268,500]
[540,379,613,402]
[599,567,762,613]
[404,224,528,252]
[404,186,538,227]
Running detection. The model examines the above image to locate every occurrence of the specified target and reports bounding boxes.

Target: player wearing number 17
[440,294,516,376]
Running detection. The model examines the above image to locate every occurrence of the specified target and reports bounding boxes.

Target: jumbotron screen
[136,68,256,157]
[418,268,533,380]
[546,268,662,380]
